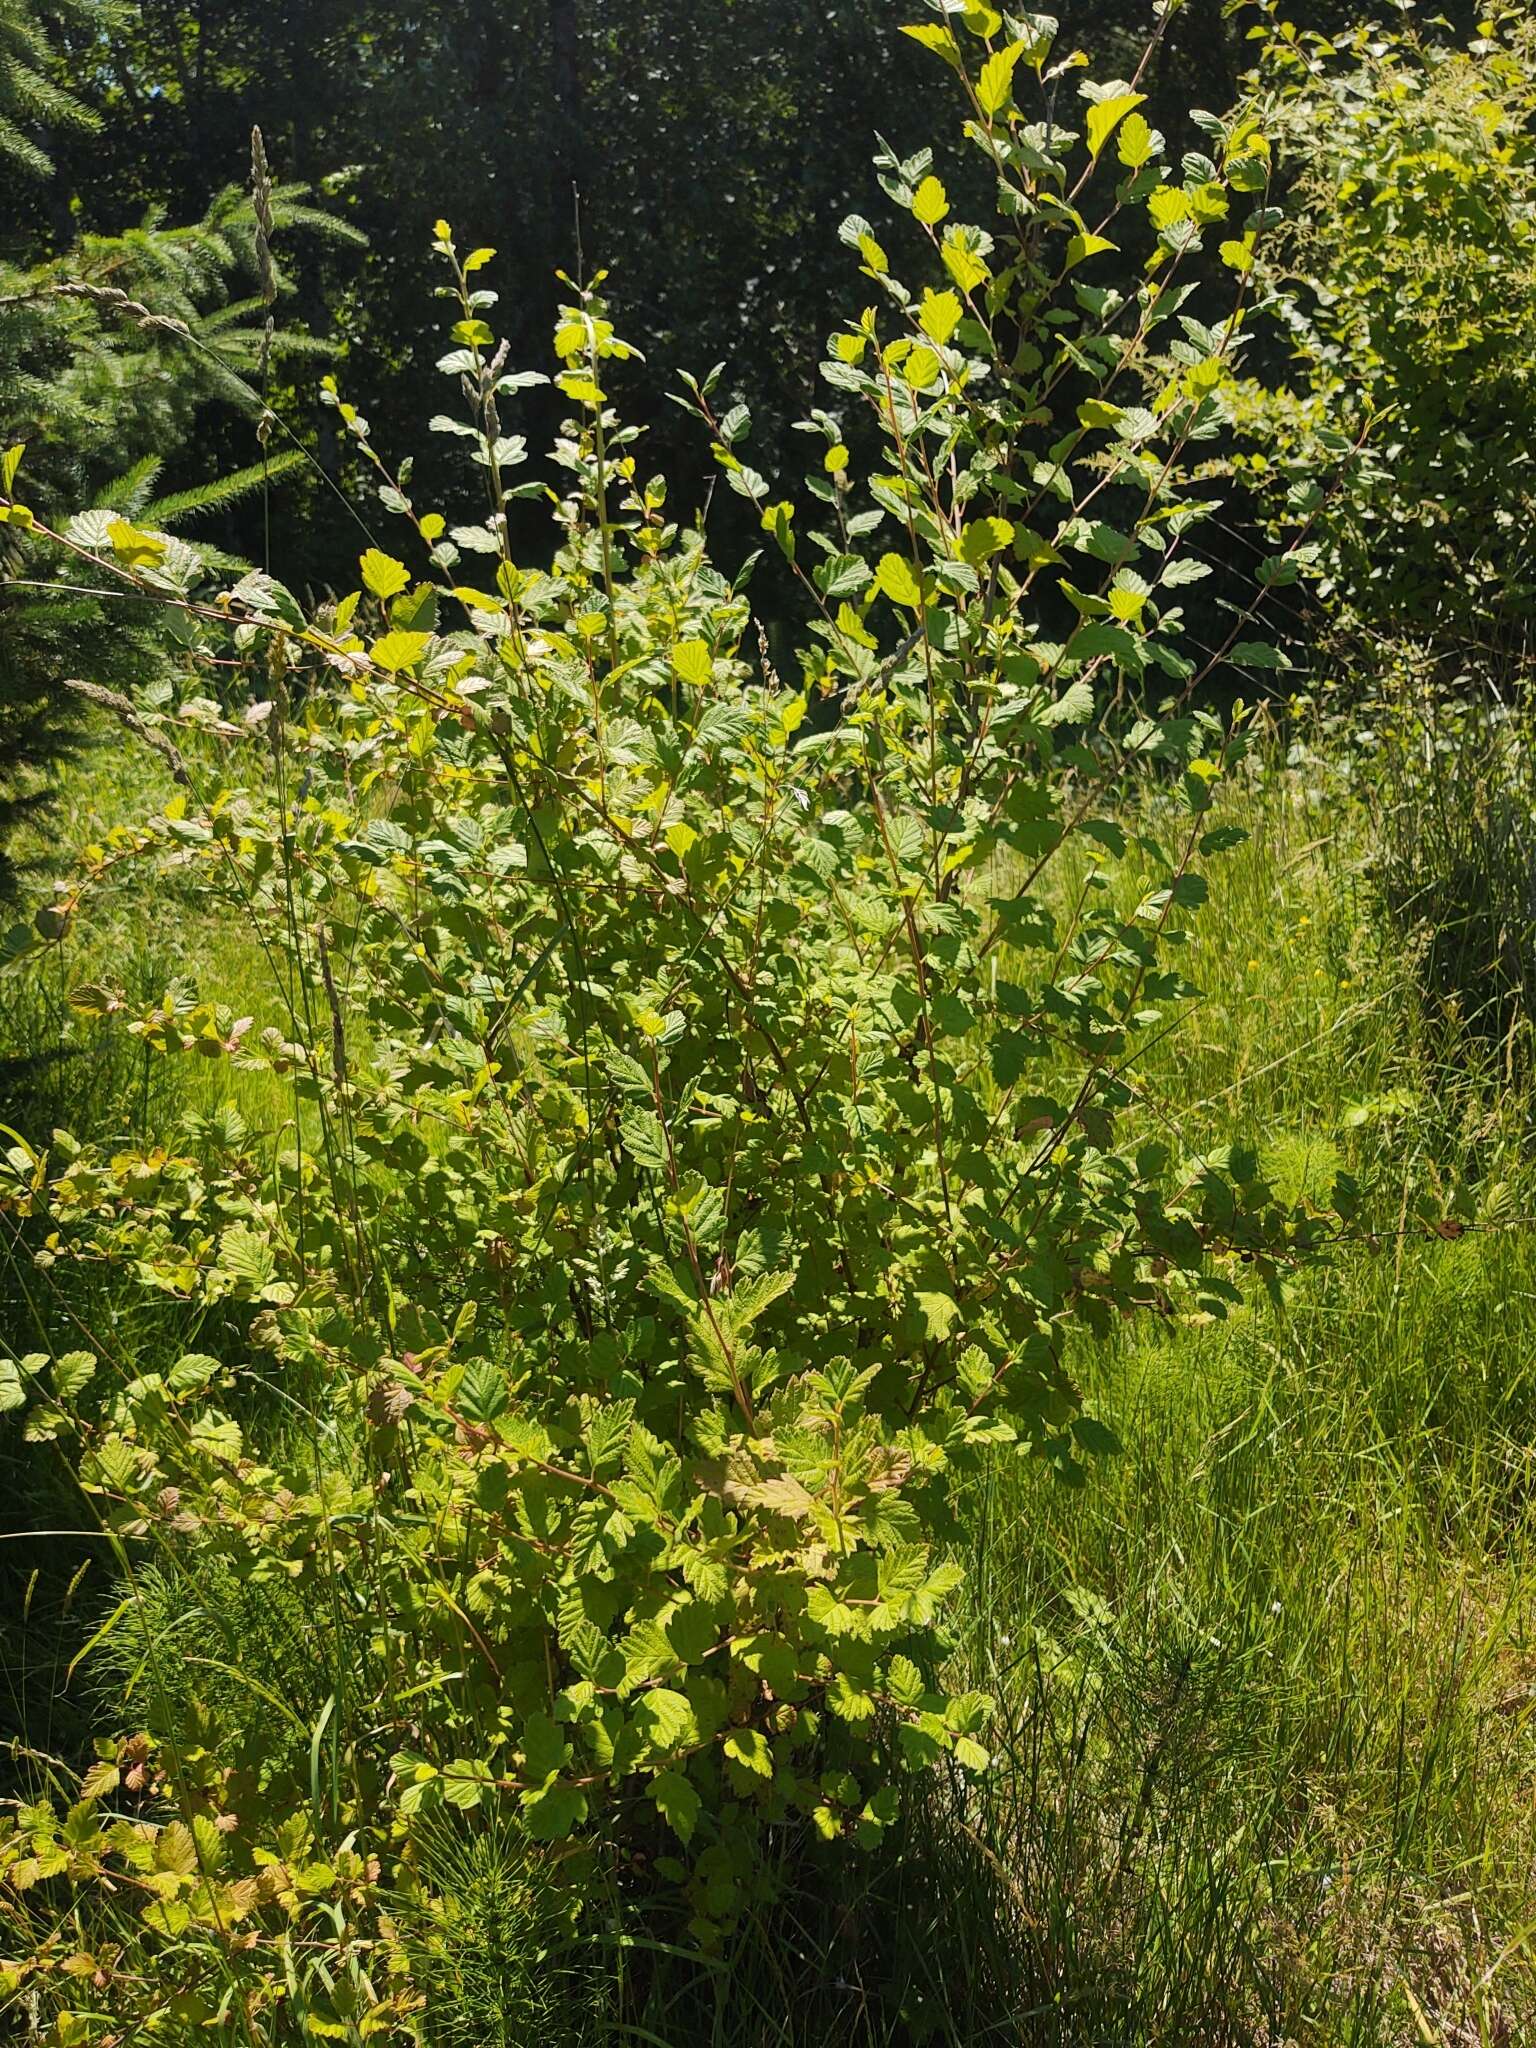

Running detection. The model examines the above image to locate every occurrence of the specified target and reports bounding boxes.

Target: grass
[5,722,1536,2043]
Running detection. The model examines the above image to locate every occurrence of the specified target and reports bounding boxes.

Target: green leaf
[1040,678,1096,726]
[520,1711,570,1781]
[218,1222,276,1294]
[0,444,22,494]
[651,1765,701,1843]
[521,1779,587,1840]
[887,1654,925,1707]
[723,1728,773,1778]
[360,549,411,600]
[53,1352,96,1400]
[442,1760,493,1809]
[633,1687,697,1757]
[1086,92,1145,162]
[913,1290,960,1340]
[942,235,990,294]
[621,1110,668,1172]
[1231,640,1287,670]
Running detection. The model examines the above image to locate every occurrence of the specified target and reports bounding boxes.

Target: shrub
[0,8,1352,2032]
[1237,4,1536,678]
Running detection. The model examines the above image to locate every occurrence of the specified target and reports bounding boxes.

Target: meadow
[6,710,1536,2045]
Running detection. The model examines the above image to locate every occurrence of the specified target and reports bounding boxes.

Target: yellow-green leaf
[905,345,942,390]
[1220,236,1255,274]
[959,516,1015,566]
[724,1729,774,1779]
[463,247,496,273]
[154,1821,198,1876]
[673,638,713,687]
[899,22,958,65]
[0,443,22,494]
[1117,110,1155,169]
[875,552,924,610]
[941,235,990,294]
[369,631,432,673]
[912,175,949,226]
[919,288,963,346]
[976,40,1026,117]
[1065,232,1116,270]
[106,519,165,568]
[1086,92,1145,162]
[1078,398,1123,430]
[360,549,411,601]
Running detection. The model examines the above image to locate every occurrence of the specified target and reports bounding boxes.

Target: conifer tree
[0,5,360,899]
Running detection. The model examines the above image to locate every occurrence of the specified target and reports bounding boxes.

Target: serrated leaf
[875,552,923,610]
[1065,232,1116,270]
[360,549,411,599]
[900,22,958,62]
[941,234,990,293]
[621,1110,668,1172]
[107,519,166,568]
[959,517,1014,567]
[369,630,432,673]
[919,288,963,346]
[218,1222,276,1293]
[633,1687,697,1757]
[521,1779,586,1840]
[53,1352,96,1400]
[154,1821,198,1875]
[1117,111,1156,168]
[673,639,712,687]
[913,1290,960,1340]
[912,175,949,226]
[651,1765,701,1842]
[1086,92,1145,162]
[977,40,1026,117]
[724,1728,773,1778]
[1040,678,1096,726]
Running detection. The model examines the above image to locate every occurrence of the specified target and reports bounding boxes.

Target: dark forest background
[4,0,1383,591]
